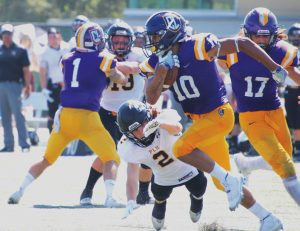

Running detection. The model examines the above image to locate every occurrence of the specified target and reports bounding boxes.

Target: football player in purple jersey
[214,8,300,208]
[142,11,286,231]
[7,22,128,205]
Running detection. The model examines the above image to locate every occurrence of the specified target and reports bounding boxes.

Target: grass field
[0,129,299,231]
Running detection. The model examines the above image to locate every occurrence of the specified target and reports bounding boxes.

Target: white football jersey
[39,42,69,83]
[118,128,199,186]
[100,47,146,112]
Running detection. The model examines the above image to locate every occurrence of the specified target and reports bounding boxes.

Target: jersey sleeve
[139,54,158,78]
[281,44,299,68]
[117,138,141,164]
[99,53,117,73]
[193,33,220,61]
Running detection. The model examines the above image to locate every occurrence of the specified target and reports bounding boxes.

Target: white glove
[53,107,62,133]
[158,51,174,69]
[42,88,54,103]
[272,66,287,84]
[122,200,139,219]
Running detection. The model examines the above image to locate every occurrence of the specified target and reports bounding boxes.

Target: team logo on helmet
[90,29,101,43]
[163,14,181,32]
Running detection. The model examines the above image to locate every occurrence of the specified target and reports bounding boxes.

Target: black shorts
[98,107,122,145]
[284,86,300,129]
[151,171,207,201]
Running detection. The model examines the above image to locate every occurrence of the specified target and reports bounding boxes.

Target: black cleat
[136,191,154,205]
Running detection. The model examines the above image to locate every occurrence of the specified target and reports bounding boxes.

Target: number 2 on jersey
[71,58,81,88]
[153,151,174,167]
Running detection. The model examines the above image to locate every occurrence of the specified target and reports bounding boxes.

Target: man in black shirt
[0,23,31,152]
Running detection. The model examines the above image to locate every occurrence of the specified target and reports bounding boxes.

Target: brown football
[163,68,177,90]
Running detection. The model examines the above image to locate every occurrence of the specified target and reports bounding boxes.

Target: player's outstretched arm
[208,37,280,72]
[116,61,141,75]
[109,67,128,85]
[145,64,169,105]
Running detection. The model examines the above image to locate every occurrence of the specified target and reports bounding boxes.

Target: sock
[104,179,115,198]
[248,202,270,220]
[19,173,35,194]
[249,156,272,171]
[283,176,300,206]
[139,181,150,193]
[85,167,102,191]
[210,163,228,182]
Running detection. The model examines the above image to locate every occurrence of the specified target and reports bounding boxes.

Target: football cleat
[152,216,165,231]
[233,153,252,185]
[189,194,203,223]
[221,173,244,211]
[136,190,154,205]
[80,188,93,205]
[259,213,283,231]
[8,190,23,204]
[104,197,124,208]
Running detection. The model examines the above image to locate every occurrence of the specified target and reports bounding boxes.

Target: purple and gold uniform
[220,39,299,178]
[44,51,120,165]
[141,33,234,190]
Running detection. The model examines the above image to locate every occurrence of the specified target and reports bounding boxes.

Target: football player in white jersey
[79,21,152,207]
[116,100,207,230]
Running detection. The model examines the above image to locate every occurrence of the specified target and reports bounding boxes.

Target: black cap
[47,27,60,35]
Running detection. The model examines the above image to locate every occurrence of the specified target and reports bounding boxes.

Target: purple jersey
[220,40,298,112]
[140,33,227,114]
[60,51,116,111]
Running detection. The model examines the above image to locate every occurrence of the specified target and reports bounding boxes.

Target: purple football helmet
[243,7,279,49]
[75,22,105,52]
[144,11,186,57]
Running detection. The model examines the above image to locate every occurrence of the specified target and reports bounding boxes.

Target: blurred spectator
[68,15,89,50]
[39,27,69,133]
[133,26,145,48]
[0,23,31,152]
[285,23,300,161]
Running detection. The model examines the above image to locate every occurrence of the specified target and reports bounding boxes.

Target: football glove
[42,88,54,103]
[53,107,62,133]
[272,66,287,84]
[158,51,174,69]
[122,200,139,219]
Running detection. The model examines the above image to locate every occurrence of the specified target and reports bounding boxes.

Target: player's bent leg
[8,130,71,204]
[151,182,172,230]
[80,157,103,205]
[185,171,207,223]
[137,164,154,205]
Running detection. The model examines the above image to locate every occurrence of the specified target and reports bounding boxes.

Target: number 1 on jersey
[71,58,81,88]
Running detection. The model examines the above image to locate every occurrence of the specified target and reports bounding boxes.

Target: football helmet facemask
[117,100,156,148]
[107,21,134,57]
[144,11,186,57]
[243,7,279,49]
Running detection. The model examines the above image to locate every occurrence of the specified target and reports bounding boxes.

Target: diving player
[143,11,285,231]
[7,22,127,205]
[117,100,207,230]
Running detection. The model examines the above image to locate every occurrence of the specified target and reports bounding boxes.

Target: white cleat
[259,213,283,231]
[152,216,165,231]
[233,153,251,185]
[222,173,244,211]
[189,210,201,223]
[80,197,92,206]
[104,197,124,208]
[8,190,23,204]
